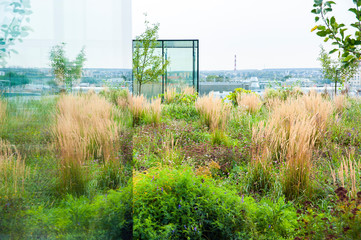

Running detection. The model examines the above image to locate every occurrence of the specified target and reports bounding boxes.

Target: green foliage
[133,166,298,239]
[161,91,198,105]
[296,187,361,240]
[99,88,129,106]
[247,161,274,195]
[318,46,358,95]
[225,88,252,105]
[0,0,32,67]
[211,128,230,146]
[311,0,361,68]
[264,85,303,102]
[133,166,248,239]
[49,42,86,91]
[25,187,132,239]
[162,103,199,122]
[133,16,169,95]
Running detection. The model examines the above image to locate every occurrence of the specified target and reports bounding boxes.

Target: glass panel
[132,39,199,98]
[165,42,194,92]
[1,0,132,98]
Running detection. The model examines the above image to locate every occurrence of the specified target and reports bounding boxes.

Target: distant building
[285,78,313,87]
[0,71,5,76]
[349,65,361,88]
[249,77,260,89]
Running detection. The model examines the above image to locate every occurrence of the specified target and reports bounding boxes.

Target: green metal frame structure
[132,39,199,97]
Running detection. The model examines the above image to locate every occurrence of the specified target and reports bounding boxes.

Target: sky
[133,0,356,70]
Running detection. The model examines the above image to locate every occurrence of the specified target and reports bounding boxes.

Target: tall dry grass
[195,92,230,131]
[0,139,28,198]
[55,94,119,163]
[116,88,130,110]
[54,94,120,194]
[330,156,359,198]
[334,94,348,114]
[236,93,262,114]
[148,98,162,124]
[129,94,162,125]
[281,117,317,199]
[303,92,334,135]
[164,87,177,103]
[252,92,333,199]
[181,86,195,96]
[129,94,148,125]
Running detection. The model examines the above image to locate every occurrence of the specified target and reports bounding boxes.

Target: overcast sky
[133,0,356,70]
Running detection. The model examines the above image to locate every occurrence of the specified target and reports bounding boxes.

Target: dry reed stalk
[252,97,320,198]
[265,97,283,110]
[129,94,148,124]
[336,157,358,198]
[54,94,119,164]
[282,116,317,199]
[149,98,162,124]
[164,87,177,103]
[334,94,348,113]
[0,139,28,197]
[181,86,195,95]
[236,93,262,114]
[115,89,130,110]
[302,93,334,136]
[195,92,230,131]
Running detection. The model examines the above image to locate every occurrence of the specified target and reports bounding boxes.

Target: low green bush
[160,92,198,105]
[162,103,199,122]
[225,88,252,106]
[133,166,298,239]
[25,186,132,239]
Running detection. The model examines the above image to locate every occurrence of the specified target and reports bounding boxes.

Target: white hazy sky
[133,0,356,70]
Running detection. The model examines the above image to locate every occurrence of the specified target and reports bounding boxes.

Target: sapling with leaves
[133,15,169,95]
[318,46,359,95]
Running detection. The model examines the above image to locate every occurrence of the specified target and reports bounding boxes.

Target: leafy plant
[0,0,32,67]
[25,187,133,239]
[225,88,252,106]
[133,16,169,95]
[311,0,361,68]
[318,46,358,95]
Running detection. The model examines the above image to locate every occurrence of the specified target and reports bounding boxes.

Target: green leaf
[343,55,354,62]
[329,49,338,54]
[317,31,327,37]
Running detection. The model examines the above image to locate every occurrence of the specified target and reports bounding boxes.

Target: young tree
[311,0,361,68]
[318,46,359,95]
[49,43,86,92]
[133,17,169,95]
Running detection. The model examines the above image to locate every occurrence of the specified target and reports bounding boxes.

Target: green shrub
[225,88,252,106]
[162,103,199,122]
[25,186,132,239]
[133,166,298,239]
[161,92,198,105]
